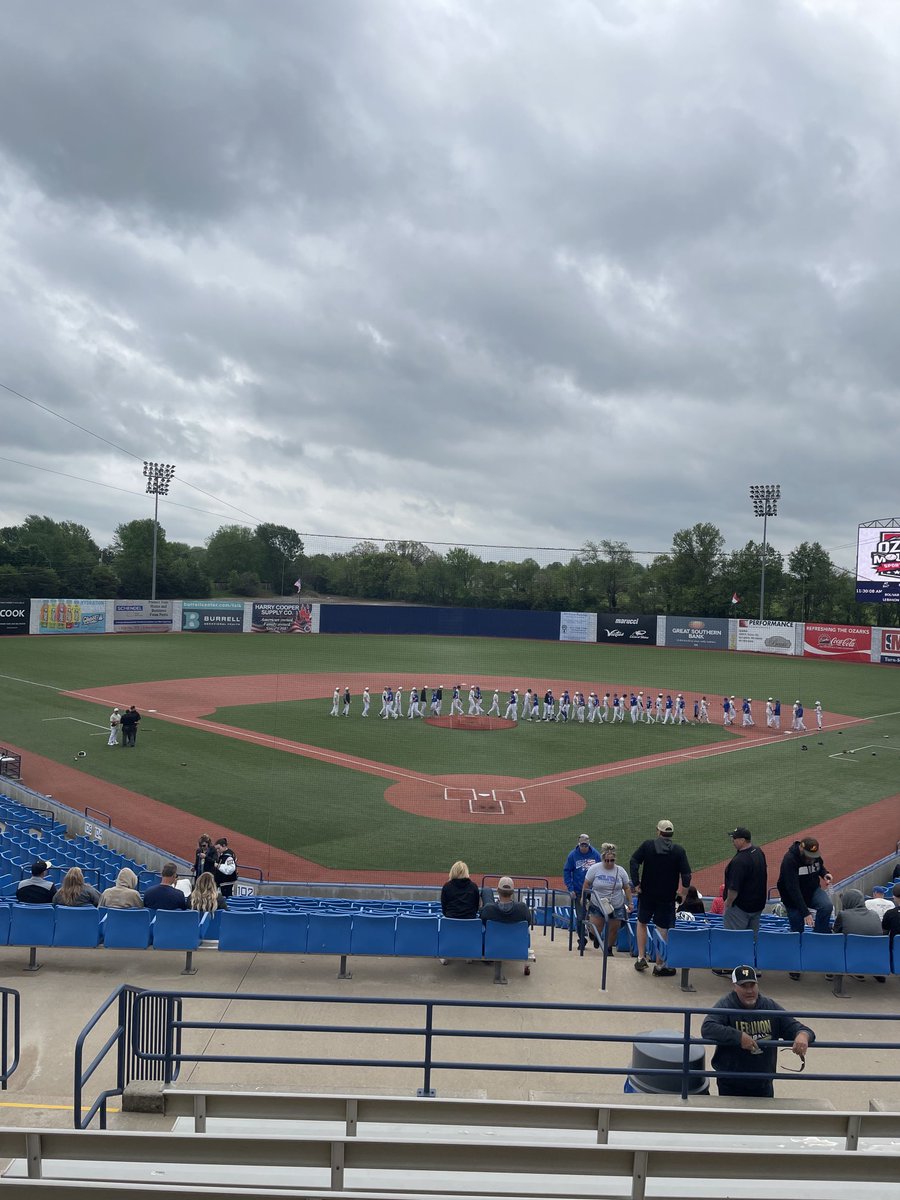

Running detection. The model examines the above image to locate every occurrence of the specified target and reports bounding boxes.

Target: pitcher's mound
[426,715,516,732]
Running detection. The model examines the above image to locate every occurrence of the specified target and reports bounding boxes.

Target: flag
[293,578,302,593]
[731,592,741,606]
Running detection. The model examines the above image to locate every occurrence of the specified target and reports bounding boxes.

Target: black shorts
[636,896,676,930]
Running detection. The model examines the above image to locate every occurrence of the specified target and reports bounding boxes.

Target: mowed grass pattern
[0,633,898,876]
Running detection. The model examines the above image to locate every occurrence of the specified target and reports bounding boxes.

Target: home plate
[477,792,491,797]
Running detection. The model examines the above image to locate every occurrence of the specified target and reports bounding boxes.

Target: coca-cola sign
[803,623,872,662]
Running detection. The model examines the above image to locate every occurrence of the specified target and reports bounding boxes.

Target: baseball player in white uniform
[108,707,121,746]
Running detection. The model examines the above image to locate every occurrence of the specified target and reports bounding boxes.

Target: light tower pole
[750,483,780,620]
[143,462,176,601]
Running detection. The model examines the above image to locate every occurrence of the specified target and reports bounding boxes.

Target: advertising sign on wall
[181,600,244,633]
[559,612,598,643]
[251,602,306,633]
[856,524,900,602]
[0,600,28,636]
[879,629,900,665]
[596,614,658,645]
[664,616,728,650]
[34,599,107,635]
[731,620,798,656]
[803,623,872,663]
[112,599,174,633]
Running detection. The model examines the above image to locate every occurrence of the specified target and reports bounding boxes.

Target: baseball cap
[728,827,752,841]
[31,859,48,874]
[497,876,515,894]
[578,833,590,844]
[731,965,758,984]
[799,837,820,857]
[657,819,674,834]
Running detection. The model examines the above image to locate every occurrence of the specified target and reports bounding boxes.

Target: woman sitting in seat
[440,861,482,919]
[190,870,228,913]
[52,866,101,908]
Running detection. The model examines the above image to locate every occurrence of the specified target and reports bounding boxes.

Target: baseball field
[1,632,898,888]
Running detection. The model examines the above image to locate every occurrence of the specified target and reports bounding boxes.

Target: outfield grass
[1,633,898,877]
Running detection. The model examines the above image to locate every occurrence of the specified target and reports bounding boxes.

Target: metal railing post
[418,1001,435,1097]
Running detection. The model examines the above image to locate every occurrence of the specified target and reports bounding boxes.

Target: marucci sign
[596,614,658,645]
[803,623,872,663]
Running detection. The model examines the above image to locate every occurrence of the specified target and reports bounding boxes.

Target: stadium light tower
[143,462,176,601]
[750,483,780,619]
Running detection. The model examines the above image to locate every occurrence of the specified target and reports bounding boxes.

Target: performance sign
[664,616,728,650]
[34,599,107,635]
[181,600,244,633]
[113,600,174,633]
[559,611,598,643]
[596,614,658,645]
[803,623,872,663]
[856,523,900,602]
[731,619,799,656]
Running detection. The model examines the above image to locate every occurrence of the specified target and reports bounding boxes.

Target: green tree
[786,542,837,621]
[254,524,304,593]
[205,526,264,590]
[666,523,726,614]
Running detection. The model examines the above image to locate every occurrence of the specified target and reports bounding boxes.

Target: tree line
[0,515,896,627]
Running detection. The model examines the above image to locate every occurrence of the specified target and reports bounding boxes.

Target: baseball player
[576,691,586,723]
[543,689,555,722]
[765,698,774,728]
[361,687,370,717]
[698,695,709,723]
[488,689,501,716]
[451,686,464,717]
[742,698,754,727]
[773,698,781,730]
[330,687,340,717]
[342,687,351,717]
[408,687,419,719]
[108,707,121,747]
[815,700,823,730]
[504,688,518,720]
[630,693,640,724]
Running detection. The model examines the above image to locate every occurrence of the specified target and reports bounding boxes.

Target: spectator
[710,884,726,916]
[191,871,227,913]
[563,833,601,951]
[213,837,238,898]
[865,892,894,920]
[192,833,216,882]
[144,862,188,911]
[99,867,143,909]
[16,860,56,904]
[52,866,100,907]
[676,886,706,916]
[893,861,900,883]
[440,862,482,919]
[882,883,900,944]
[776,836,833,941]
[480,877,532,926]
[582,844,632,953]
[701,965,814,1098]
[723,827,768,935]
[833,888,884,936]
[630,819,692,977]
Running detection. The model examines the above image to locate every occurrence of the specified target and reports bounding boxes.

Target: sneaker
[634,957,649,972]
[789,972,801,980]
[652,966,677,977]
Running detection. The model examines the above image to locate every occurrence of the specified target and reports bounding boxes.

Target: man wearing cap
[777,837,833,941]
[701,965,815,1097]
[564,834,601,951]
[480,877,532,925]
[723,828,768,935]
[16,860,57,904]
[629,820,692,976]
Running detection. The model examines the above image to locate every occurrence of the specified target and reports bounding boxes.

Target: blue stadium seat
[199,910,223,941]
[484,920,530,961]
[800,931,846,974]
[261,911,308,954]
[151,910,201,951]
[845,934,891,977]
[9,904,54,948]
[709,928,755,971]
[218,911,265,952]
[755,931,802,974]
[0,903,9,945]
[664,925,710,969]
[307,912,352,955]
[350,914,397,956]
[438,918,484,960]
[52,906,101,948]
[394,915,440,957]
[102,908,152,949]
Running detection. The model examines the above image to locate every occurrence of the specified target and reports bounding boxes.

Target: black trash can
[625,1027,709,1095]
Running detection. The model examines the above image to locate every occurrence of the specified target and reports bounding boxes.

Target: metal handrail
[84,806,111,827]
[0,987,20,1089]
[66,988,900,1126]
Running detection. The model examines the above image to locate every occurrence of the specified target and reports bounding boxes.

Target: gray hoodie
[99,867,143,909]
[832,889,883,936]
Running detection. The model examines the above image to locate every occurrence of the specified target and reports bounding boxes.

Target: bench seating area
[0,904,532,982]
[657,924,897,993]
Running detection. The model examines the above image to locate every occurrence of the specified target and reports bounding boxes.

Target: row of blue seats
[659,925,898,987]
[0,904,531,978]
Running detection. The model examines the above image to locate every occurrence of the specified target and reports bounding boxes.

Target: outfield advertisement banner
[803,623,872,662]
[112,599,174,633]
[181,600,245,633]
[730,619,799,656]
[0,601,28,635]
[251,601,319,633]
[559,611,597,642]
[664,616,728,649]
[879,628,900,665]
[596,614,658,645]
[33,598,107,635]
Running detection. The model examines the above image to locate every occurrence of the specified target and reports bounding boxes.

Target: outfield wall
[5,596,898,663]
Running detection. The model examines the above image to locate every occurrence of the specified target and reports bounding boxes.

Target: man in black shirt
[882,883,900,944]
[143,862,187,911]
[630,819,692,977]
[723,827,768,934]
[120,705,141,747]
[16,860,56,903]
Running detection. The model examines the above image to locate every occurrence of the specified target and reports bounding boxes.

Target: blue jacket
[563,844,601,894]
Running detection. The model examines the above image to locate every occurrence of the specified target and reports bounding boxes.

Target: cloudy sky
[2,0,897,572]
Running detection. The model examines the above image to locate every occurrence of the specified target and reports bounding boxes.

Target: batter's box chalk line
[468,794,504,815]
[493,789,526,804]
[443,786,478,803]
